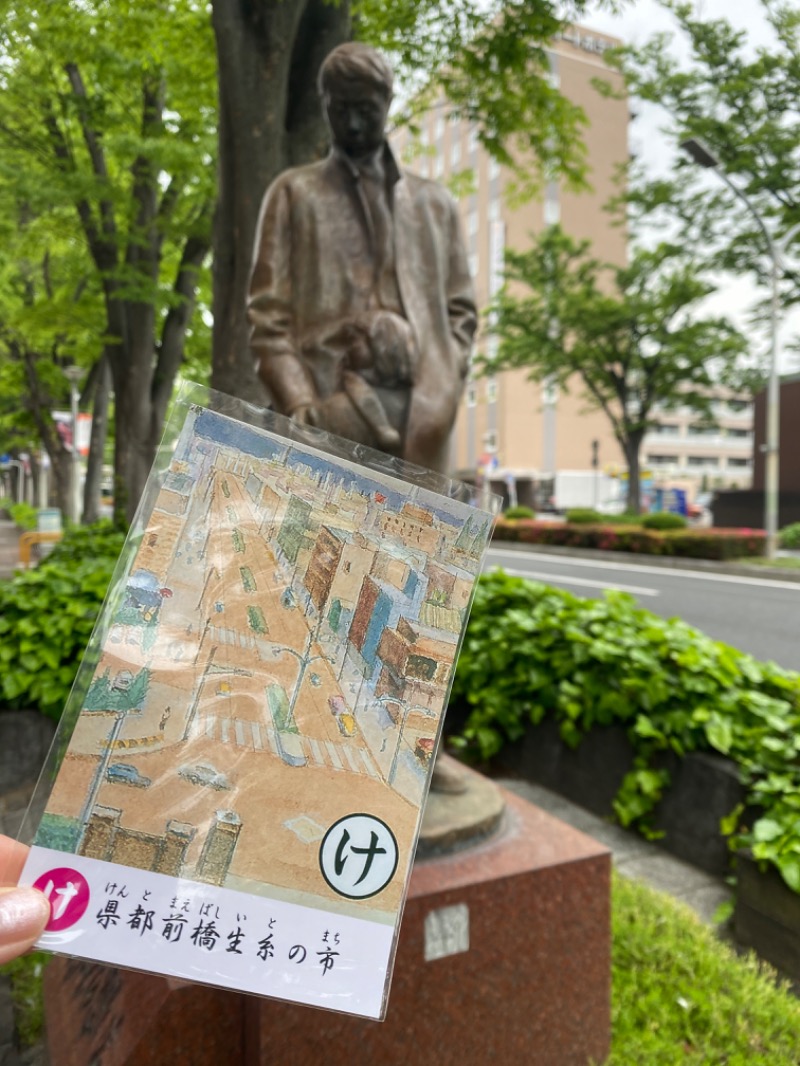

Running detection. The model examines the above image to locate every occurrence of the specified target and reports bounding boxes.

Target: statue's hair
[318,43,394,100]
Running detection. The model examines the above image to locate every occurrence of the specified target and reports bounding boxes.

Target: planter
[735,852,800,981]
[494,719,745,878]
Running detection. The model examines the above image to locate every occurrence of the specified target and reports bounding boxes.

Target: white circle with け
[319,813,399,899]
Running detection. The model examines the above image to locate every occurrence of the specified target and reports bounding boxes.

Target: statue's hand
[290,403,320,426]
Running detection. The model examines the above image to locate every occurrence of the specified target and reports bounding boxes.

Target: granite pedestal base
[43,790,610,1066]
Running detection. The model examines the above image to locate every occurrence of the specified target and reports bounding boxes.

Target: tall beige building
[393,27,630,507]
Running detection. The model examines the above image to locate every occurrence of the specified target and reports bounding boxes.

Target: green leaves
[0,522,122,719]
[451,569,800,892]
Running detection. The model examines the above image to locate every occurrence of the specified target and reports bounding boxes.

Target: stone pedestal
[43,789,610,1066]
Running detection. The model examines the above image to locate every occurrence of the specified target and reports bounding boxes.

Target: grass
[3,878,800,1060]
[743,556,800,570]
[1,952,47,1047]
[610,874,800,1064]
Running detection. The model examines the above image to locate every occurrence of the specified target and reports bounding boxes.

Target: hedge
[493,518,766,560]
[450,570,800,892]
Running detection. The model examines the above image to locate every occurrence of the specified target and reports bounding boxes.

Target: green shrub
[9,502,37,530]
[494,518,766,560]
[503,505,535,520]
[565,507,603,524]
[606,512,643,526]
[641,511,688,530]
[450,570,800,891]
[0,523,123,719]
[779,522,800,550]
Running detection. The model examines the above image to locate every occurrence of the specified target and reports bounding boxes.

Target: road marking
[359,748,381,779]
[251,721,263,750]
[324,741,343,770]
[234,719,247,747]
[264,726,279,755]
[307,737,324,765]
[486,547,800,592]
[490,565,660,598]
[204,716,215,739]
[220,718,231,743]
[342,745,362,773]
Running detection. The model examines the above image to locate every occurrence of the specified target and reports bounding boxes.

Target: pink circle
[32,868,91,931]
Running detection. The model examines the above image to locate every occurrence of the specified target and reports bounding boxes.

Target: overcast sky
[582,0,799,371]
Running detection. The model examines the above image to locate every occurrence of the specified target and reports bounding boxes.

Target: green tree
[0,0,217,522]
[613,1,800,306]
[485,225,748,510]
[209,0,598,402]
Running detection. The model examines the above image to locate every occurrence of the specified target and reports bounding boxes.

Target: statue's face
[324,82,391,159]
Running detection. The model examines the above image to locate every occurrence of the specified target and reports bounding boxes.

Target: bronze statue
[249,43,485,805]
[248,41,477,474]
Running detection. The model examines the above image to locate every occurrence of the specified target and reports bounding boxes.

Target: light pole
[680,138,786,558]
[64,366,83,524]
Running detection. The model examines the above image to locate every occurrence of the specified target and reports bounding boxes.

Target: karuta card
[17,383,497,1019]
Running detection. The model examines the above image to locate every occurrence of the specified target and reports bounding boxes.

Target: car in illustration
[106,762,151,788]
[328,695,357,737]
[178,763,232,790]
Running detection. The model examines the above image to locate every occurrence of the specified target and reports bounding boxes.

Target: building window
[468,253,479,278]
[646,455,678,466]
[727,457,751,468]
[653,423,680,437]
[543,199,561,225]
[435,115,445,143]
[434,155,444,178]
[726,428,751,439]
[468,212,479,236]
[489,157,501,181]
[486,379,498,404]
[467,383,477,407]
[451,138,461,166]
[687,456,719,469]
[483,429,498,451]
[468,124,479,153]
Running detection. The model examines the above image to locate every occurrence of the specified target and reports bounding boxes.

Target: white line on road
[490,565,660,598]
[486,548,800,592]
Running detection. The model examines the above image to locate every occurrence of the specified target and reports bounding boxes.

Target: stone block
[735,851,800,980]
[249,789,611,1066]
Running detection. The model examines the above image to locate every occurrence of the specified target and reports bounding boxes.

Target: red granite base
[43,790,610,1066]
[251,790,611,1066]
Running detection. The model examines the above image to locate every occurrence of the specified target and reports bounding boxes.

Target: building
[392,27,753,505]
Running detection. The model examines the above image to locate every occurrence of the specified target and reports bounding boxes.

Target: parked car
[328,695,357,737]
[106,762,151,788]
[179,763,232,790]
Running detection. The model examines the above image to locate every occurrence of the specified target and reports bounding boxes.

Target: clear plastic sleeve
[10,382,500,1019]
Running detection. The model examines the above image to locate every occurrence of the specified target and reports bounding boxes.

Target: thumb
[0,887,51,964]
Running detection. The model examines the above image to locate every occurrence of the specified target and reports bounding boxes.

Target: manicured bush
[503,505,535,520]
[0,522,124,719]
[450,570,800,891]
[493,518,766,560]
[565,507,603,524]
[641,512,687,531]
[9,502,37,530]
[606,512,643,526]
[779,522,800,550]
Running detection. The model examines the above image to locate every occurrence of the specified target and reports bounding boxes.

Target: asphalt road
[483,545,800,671]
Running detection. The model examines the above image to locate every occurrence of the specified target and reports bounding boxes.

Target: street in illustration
[35,404,491,923]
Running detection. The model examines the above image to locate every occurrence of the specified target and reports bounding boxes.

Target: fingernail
[0,887,51,939]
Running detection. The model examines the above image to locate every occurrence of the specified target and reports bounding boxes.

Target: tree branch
[64,62,117,246]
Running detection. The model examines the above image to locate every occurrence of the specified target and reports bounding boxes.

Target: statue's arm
[446,196,478,380]
[248,178,317,415]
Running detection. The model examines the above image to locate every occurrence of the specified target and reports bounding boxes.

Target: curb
[487,537,800,585]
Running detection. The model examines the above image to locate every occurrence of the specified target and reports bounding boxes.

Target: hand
[0,835,50,965]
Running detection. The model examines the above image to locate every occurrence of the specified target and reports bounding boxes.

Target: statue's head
[318,43,394,159]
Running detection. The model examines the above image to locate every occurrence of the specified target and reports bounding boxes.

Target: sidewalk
[497,777,731,926]
[490,536,800,584]
[0,520,20,580]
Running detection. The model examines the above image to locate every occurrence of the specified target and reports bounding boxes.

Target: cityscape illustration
[35,405,491,920]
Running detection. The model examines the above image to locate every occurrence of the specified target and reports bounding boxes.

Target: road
[483,546,800,671]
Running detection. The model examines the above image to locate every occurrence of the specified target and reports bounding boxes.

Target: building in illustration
[277,495,314,564]
[347,570,428,679]
[375,616,458,712]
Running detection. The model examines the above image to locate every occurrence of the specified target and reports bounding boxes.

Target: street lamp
[64,366,83,524]
[680,138,784,558]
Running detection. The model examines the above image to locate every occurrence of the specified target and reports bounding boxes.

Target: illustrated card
[16,383,497,1019]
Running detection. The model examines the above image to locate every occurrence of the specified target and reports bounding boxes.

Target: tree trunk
[83,357,111,524]
[210,0,351,402]
[623,431,645,514]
